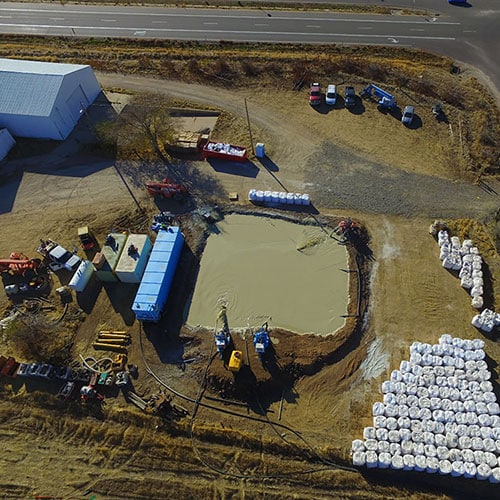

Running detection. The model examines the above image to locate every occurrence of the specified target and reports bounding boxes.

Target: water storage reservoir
[187,214,349,335]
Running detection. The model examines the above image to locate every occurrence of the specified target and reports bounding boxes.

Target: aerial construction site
[0,6,500,498]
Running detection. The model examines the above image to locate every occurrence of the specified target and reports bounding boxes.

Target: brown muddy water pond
[187,214,349,335]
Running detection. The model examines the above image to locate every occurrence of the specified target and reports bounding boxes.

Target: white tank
[352,451,366,467]
[68,260,94,293]
[377,452,392,469]
[476,463,492,480]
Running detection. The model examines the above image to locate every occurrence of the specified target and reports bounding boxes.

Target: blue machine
[215,329,231,359]
[360,84,397,109]
[253,323,270,361]
[132,226,184,322]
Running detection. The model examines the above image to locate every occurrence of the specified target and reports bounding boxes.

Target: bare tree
[117,92,177,165]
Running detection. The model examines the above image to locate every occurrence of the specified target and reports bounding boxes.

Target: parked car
[309,82,321,106]
[401,105,415,125]
[344,86,356,108]
[325,84,337,105]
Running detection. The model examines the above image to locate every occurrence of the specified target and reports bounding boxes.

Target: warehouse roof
[0,58,91,117]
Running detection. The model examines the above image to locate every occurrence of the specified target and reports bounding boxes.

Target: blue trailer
[132,226,184,322]
[360,84,397,109]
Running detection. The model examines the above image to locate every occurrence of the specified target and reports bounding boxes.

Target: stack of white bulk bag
[472,309,500,333]
[352,335,499,481]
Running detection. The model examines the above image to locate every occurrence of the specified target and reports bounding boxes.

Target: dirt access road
[0,73,499,499]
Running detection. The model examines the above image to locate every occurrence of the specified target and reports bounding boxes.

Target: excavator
[0,252,42,276]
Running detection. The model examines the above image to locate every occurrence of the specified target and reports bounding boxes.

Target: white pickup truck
[37,239,81,272]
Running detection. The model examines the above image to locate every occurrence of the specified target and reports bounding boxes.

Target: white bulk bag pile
[352,335,500,480]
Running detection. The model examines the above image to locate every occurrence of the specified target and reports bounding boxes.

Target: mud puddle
[187,214,349,335]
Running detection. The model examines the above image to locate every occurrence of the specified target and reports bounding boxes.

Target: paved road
[0,1,498,95]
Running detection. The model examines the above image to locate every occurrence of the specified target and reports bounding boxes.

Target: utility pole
[244,98,255,155]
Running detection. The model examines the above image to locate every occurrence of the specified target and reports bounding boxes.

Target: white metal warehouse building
[0,58,101,140]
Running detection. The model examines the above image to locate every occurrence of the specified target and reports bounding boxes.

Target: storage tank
[95,232,127,282]
[68,260,94,292]
[255,142,265,158]
[115,234,152,283]
[132,226,184,322]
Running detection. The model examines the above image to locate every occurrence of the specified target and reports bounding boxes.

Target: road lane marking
[0,23,457,41]
[0,7,462,26]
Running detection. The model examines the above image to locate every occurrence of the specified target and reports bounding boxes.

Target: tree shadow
[206,158,260,178]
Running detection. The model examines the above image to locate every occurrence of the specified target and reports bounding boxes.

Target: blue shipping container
[132,226,184,321]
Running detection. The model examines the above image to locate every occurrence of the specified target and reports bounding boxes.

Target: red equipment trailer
[145,178,188,199]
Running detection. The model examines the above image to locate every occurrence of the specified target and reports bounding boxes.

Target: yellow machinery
[228,350,243,373]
